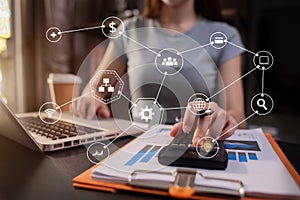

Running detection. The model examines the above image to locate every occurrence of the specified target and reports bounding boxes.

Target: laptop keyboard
[20,117,102,140]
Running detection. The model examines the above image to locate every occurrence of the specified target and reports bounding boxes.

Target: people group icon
[162,57,178,67]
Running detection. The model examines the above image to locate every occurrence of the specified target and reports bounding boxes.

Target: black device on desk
[158,109,228,170]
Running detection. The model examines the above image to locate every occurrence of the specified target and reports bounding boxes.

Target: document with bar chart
[91,127,300,198]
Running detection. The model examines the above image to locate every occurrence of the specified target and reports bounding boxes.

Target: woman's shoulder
[198,18,240,37]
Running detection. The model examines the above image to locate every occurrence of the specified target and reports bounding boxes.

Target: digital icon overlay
[253,51,274,70]
[101,16,124,38]
[98,78,115,93]
[210,32,228,49]
[87,142,110,164]
[90,70,124,104]
[139,106,155,122]
[38,102,62,124]
[129,98,164,131]
[44,18,275,162]
[196,136,219,159]
[187,93,211,115]
[251,93,274,115]
[155,48,183,76]
[45,27,62,42]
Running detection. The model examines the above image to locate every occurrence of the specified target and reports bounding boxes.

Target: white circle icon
[196,136,219,159]
[155,48,183,76]
[187,93,211,115]
[210,32,228,49]
[101,16,124,39]
[251,93,274,115]
[38,102,62,124]
[45,27,62,43]
[253,51,274,70]
[87,142,110,164]
[192,98,207,111]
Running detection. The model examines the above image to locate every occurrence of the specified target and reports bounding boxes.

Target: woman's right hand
[71,93,111,120]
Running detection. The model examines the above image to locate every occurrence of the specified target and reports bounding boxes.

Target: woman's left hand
[170,102,238,145]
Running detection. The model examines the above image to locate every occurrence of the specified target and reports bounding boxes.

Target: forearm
[219,55,246,129]
[227,108,246,129]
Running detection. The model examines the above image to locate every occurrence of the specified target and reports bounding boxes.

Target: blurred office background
[0,0,299,144]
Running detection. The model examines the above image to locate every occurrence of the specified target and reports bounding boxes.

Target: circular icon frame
[251,93,274,115]
[196,136,219,159]
[101,16,124,39]
[45,27,62,43]
[187,93,211,115]
[38,102,62,124]
[209,32,228,49]
[253,51,274,70]
[155,48,184,76]
[86,142,110,164]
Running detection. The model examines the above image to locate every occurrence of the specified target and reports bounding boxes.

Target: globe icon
[192,98,206,111]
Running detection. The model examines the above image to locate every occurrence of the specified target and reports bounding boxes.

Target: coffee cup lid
[47,73,82,84]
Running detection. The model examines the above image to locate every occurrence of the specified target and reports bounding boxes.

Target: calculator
[158,129,228,170]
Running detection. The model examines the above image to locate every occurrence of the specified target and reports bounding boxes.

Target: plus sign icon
[46,27,62,43]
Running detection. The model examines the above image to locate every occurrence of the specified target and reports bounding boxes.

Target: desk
[0,135,299,200]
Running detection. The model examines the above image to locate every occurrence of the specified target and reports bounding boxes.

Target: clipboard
[73,134,300,199]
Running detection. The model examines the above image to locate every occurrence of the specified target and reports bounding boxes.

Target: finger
[170,122,182,137]
[192,115,212,146]
[207,110,226,139]
[96,104,111,118]
[86,102,96,120]
[68,103,73,113]
[77,99,89,119]
[182,106,196,133]
[70,101,78,116]
[218,115,237,140]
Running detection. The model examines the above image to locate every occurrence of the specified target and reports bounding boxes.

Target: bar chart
[225,140,260,163]
[125,145,162,166]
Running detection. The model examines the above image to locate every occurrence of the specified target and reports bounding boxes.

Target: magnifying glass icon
[257,98,267,110]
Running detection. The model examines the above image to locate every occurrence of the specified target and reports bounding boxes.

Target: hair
[143,0,224,21]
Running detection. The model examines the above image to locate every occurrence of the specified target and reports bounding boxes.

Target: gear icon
[139,106,155,122]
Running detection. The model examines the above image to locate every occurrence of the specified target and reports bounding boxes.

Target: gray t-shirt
[110,16,244,123]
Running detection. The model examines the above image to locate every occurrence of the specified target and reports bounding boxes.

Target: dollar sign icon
[109,21,116,33]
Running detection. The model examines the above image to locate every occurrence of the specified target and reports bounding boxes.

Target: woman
[74,0,246,144]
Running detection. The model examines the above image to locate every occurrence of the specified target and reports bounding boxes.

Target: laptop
[0,98,142,152]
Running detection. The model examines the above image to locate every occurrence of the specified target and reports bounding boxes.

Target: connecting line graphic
[121,33,160,56]
[162,106,191,111]
[227,41,257,56]
[118,91,137,106]
[214,111,257,141]
[178,42,212,54]
[209,67,257,100]
[103,124,133,149]
[55,90,94,110]
[261,69,265,94]
[155,72,167,102]
[58,25,104,35]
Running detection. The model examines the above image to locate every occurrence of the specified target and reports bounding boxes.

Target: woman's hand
[71,92,111,120]
[170,102,238,145]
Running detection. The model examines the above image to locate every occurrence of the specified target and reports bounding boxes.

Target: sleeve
[108,26,127,64]
[217,24,245,66]
[108,17,139,64]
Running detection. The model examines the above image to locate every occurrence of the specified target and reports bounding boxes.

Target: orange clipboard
[73,134,300,199]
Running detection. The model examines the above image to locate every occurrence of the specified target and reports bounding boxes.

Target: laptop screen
[0,99,43,152]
